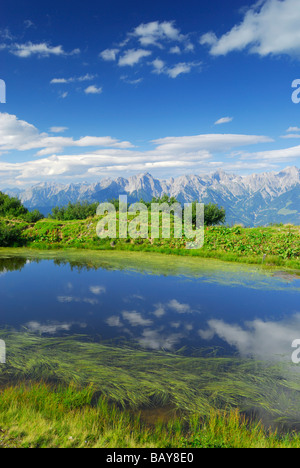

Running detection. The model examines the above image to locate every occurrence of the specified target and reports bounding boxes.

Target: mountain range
[3,166,300,226]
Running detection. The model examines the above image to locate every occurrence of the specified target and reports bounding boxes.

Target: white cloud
[49,127,68,133]
[118,48,152,66]
[51,78,69,84]
[281,134,300,139]
[166,62,196,78]
[84,85,103,94]
[120,75,143,85]
[240,144,300,162]
[100,48,119,61]
[132,21,187,48]
[286,127,300,132]
[200,0,300,58]
[97,21,196,81]
[0,113,132,155]
[184,43,195,52]
[0,28,14,41]
[0,113,278,184]
[24,20,34,29]
[51,74,97,85]
[10,42,78,58]
[151,58,165,73]
[152,133,272,153]
[214,117,233,125]
[151,59,201,78]
[169,46,181,54]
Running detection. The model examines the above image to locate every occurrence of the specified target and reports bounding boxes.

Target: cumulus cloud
[132,20,187,48]
[100,48,120,61]
[165,62,199,78]
[0,112,278,184]
[151,58,165,73]
[118,48,152,66]
[151,59,201,78]
[99,20,196,80]
[200,0,300,58]
[0,113,132,156]
[84,85,103,95]
[170,46,181,54]
[287,127,300,132]
[10,42,79,58]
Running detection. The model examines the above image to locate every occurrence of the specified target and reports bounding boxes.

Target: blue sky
[1,0,300,187]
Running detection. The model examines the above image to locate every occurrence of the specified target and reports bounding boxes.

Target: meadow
[1,216,300,270]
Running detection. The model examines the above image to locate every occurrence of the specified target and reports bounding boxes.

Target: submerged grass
[1,332,300,430]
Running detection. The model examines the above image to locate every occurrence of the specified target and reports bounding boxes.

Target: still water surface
[1,250,300,361]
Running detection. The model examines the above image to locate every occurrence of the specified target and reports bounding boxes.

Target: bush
[0,192,28,218]
[204,203,226,226]
[191,202,226,226]
[50,201,99,220]
[0,191,44,222]
[0,222,23,247]
[23,209,45,223]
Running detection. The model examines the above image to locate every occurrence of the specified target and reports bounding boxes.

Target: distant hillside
[3,166,300,226]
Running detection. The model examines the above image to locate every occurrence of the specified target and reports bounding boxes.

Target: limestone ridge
[3,167,300,226]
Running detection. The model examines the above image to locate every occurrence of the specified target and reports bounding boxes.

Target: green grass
[2,216,300,270]
[1,382,300,448]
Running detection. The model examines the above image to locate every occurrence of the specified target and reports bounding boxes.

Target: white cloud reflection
[198,314,300,361]
[25,321,87,335]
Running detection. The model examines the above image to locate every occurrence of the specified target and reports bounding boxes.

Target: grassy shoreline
[2,382,300,448]
[1,217,300,270]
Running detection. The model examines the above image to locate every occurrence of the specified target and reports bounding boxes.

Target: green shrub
[0,192,44,222]
[0,222,23,247]
[23,209,44,223]
[50,201,99,220]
